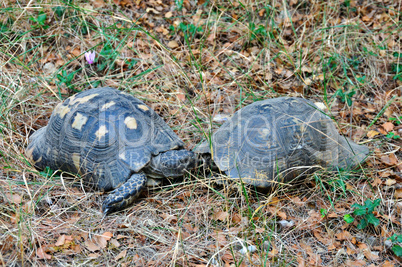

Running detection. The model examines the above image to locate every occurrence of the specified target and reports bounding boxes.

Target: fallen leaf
[367,130,380,138]
[10,213,19,224]
[210,231,228,245]
[380,171,391,178]
[328,212,338,218]
[206,32,216,43]
[85,239,100,252]
[346,182,354,190]
[92,0,106,8]
[381,154,398,166]
[346,245,356,255]
[274,67,284,75]
[72,244,81,253]
[395,189,402,199]
[266,206,287,219]
[213,211,229,221]
[371,177,383,186]
[71,47,81,57]
[378,127,387,135]
[304,78,313,85]
[268,247,279,257]
[55,235,66,246]
[363,249,380,260]
[95,235,108,249]
[381,260,395,267]
[336,231,352,241]
[5,193,22,205]
[385,179,396,186]
[346,259,366,266]
[110,239,120,248]
[292,196,305,206]
[36,247,51,260]
[102,232,113,241]
[177,93,186,101]
[221,251,234,264]
[231,213,242,224]
[277,210,288,220]
[167,41,179,48]
[146,7,160,14]
[160,213,178,224]
[301,65,313,73]
[297,252,305,266]
[165,11,173,18]
[382,122,394,132]
[115,249,127,260]
[358,243,369,250]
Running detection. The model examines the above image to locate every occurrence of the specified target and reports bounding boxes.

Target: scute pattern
[27,87,195,214]
[195,97,369,187]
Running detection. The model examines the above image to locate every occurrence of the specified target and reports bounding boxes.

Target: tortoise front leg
[102,172,147,215]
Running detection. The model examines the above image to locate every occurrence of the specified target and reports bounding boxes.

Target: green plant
[324,56,338,72]
[98,43,117,72]
[0,20,10,33]
[344,199,381,229]
[52,6,66,17]
[388,234,402,257]
[249,23,268,42]
[335,88,356,106]
[391,62,402,81]
[386,116,402,139]
[175,0,184,11]
[29,11,48,29]
[0,18,12,41]
[347,56,361,70]
[40,166,58,179]
[386,132,400,140]
[392,52,402,81]
[177,22,203,37]
[320,208,328,218]
[56,69,77,91]
[389,116,402,125]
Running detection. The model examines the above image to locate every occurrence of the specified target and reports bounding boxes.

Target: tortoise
[195,97,369,187]
[26,87,196,215]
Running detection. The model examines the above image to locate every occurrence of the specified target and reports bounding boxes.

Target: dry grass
[1,0,401,266]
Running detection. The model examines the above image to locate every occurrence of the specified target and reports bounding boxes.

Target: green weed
[29,11,48,30]
[388,234,402,257]
[56,69,77,91]
[345,199,381,229]
[335,88,356,106]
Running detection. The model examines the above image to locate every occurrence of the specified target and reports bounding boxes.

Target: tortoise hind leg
[102,172,147,215]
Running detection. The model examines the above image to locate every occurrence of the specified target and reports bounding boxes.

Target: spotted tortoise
[195,97,369,187]
[26,87,196,214]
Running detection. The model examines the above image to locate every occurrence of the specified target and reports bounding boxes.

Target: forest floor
[0,0,401,266]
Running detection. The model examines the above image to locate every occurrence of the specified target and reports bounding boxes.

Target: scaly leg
[102,172,147,215]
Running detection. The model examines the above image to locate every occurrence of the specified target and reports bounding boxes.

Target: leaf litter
[0,0,401,266]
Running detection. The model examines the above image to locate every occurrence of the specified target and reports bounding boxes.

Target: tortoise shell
[195,97,369,187]
[26,87,188,194]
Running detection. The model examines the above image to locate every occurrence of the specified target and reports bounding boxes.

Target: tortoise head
[146,149,197,178]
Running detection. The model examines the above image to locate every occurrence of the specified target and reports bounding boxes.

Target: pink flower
[85,51,95,64]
